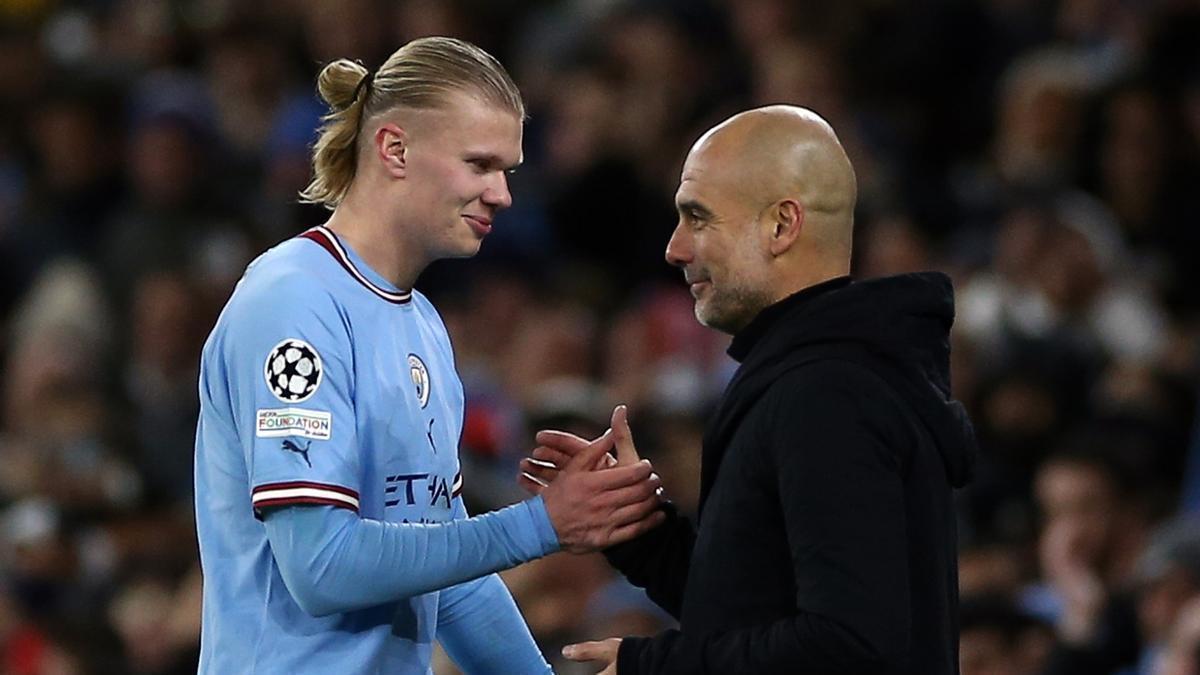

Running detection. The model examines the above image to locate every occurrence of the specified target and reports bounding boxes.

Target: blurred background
[0,0,1197,673]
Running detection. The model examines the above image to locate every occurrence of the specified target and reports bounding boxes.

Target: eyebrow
[676,199,713,219]
[466,153,523,172]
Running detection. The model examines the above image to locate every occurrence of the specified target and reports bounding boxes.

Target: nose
[482,172,513,210]
[664,222,691,268]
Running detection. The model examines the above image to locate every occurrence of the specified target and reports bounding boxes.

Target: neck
[325,180,427,289]
[769,255,850,307]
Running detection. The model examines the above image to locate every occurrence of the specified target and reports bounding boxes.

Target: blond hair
[299,37,525,209]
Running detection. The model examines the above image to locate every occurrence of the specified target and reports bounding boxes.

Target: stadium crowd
[0,0,1198,673]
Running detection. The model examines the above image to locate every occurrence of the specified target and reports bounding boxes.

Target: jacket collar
[727,276,852,362]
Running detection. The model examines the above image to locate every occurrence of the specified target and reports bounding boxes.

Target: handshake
[518,405,667,554]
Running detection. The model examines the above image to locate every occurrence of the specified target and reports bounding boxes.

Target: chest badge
[408,354,431,408]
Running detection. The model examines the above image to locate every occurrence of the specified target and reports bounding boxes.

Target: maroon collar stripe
[298,226,413,304]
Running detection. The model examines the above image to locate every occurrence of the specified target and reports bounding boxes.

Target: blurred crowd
[0,0,1198,673]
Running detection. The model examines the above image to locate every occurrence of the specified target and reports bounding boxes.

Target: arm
[437,575,550,675]
[602,502,695,619]
[617,367,913,674]
[436,498,551,674]
[263,498,557,617]
[264,441,663,618]
[523,407,692,618]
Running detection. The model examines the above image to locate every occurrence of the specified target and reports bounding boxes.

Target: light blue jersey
[195,226,554,674]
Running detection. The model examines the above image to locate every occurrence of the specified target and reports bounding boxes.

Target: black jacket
[608,273,977,674]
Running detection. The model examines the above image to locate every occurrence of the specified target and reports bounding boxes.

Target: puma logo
[282,439,312,467]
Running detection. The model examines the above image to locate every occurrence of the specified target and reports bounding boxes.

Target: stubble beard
[694,278,773,335]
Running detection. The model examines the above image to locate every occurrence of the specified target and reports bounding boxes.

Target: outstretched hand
[520,405,643,493]
[525,406,665,553]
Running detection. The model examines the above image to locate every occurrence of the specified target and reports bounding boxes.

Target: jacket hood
[731,272,977,488]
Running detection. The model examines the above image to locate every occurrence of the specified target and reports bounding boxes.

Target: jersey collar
[299,225,413,305]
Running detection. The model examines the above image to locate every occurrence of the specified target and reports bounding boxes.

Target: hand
[563,637,621,674]
[532,406,666,553]
[519,405,641,494]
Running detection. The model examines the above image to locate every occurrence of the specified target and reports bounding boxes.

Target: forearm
[437,574,551,674]
[603,502,694,618]
[263,498,559,616]
[618,612,907,675]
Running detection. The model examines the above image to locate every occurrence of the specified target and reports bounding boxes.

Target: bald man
[522,106,977,674]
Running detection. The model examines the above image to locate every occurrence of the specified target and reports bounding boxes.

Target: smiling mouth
[463,215,493,236]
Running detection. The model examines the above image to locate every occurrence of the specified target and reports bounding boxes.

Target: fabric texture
[608,273,977,674]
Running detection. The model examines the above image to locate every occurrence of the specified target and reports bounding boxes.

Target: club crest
[408,354,430,408]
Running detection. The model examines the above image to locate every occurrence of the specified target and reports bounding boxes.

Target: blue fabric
[263,500,557,616]
[438,573,553,674]
[436,497,553,674]
[195,228,557,674]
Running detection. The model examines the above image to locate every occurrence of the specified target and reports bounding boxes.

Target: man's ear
[375,123,408,179]
[768,199,804,256]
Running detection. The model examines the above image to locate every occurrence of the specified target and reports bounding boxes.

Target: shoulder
[769,359,892,400]
[760,359,911,469]
[209,239,353,355]
[229,240,343,317]
[761,359,908,433]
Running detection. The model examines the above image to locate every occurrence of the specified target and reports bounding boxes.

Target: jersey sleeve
[217,270,362,516]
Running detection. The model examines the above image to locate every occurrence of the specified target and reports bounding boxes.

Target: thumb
[564,428,614,472]
[611,405,641,466]
[562,641,605,662]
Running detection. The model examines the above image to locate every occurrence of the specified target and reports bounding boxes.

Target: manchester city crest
[408,354,430,408]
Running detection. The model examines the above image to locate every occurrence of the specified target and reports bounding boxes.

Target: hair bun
[316,59,370,111]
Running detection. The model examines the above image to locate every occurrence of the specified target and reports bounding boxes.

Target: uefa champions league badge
[408,354,430,408]
[265,338,323,403]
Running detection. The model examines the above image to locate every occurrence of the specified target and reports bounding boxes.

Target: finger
[608,509,667,544]
[535,438,616,471]
[531,446,572,467]
[610,494,663,527]
[564,428,614,472]
[520,456,559,476]
[587,458,653,489]
[518,471,547,495]
[518,458,559,485]
[611,405,642,466]
[562,641,608,662]
[520,471,548,488]
[534,446,613,474]
[601,473,663,510]
[535,429,591,454]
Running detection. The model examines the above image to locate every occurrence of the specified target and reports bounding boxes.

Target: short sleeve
[216,272,362,516]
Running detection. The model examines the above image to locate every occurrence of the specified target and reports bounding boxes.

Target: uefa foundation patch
[256,407,332,440]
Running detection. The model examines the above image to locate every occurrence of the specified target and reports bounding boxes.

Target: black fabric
[606,272,977,674]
